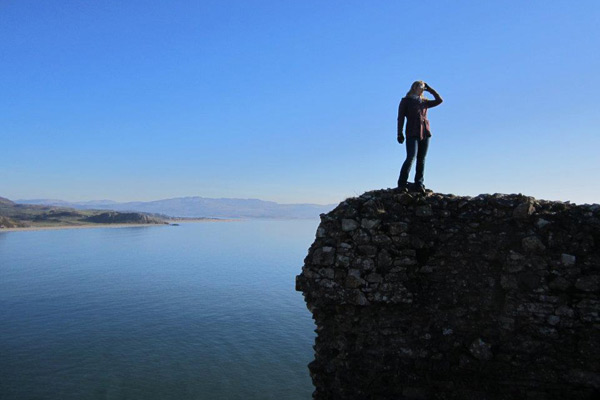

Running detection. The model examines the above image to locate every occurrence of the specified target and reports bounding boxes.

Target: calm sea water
[0,220,318,400]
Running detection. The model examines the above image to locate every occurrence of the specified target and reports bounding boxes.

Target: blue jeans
[398,136,430,187]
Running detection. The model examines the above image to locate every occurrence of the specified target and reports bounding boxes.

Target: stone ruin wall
[296,189,599,400]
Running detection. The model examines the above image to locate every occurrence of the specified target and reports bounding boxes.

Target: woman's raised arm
[424,84,443,108]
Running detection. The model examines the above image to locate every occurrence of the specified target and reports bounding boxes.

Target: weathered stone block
[365,273,383,283]
[312,246,335,265]
[522,235,546,253]
[561,253,577,266]
[575,275,599,292]
[469,338,493,361]
[415,205,433,217]
[514,201,535,219]
[361,218,380,230]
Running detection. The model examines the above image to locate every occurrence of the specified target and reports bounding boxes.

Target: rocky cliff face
[296,189,599,400]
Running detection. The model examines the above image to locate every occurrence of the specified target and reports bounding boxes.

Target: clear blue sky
[1,0,599,205]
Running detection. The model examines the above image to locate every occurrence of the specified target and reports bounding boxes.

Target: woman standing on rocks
[397,81,443,193]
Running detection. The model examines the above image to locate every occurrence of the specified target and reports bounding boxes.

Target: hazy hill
[0,198,28,228]
[0,196,16,206]
[0,196,166,228]
[17,196,335,219]
[17,199,118,207]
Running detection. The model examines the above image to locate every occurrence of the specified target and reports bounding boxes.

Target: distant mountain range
[16,196,336,219]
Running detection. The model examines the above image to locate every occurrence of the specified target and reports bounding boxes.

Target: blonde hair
[406,80,426,100]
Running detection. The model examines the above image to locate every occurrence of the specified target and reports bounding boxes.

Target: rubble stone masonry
[296,189,599,399]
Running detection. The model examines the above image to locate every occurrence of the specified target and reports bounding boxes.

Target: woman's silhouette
[397,81,443,193]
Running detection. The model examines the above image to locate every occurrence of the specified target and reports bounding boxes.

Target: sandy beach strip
[0,223,170,233]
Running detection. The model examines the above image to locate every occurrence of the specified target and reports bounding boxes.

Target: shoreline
[167,218,240,223]
[0,219,238,233]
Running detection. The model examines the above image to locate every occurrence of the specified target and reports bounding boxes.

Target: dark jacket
[397,89,443,140]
